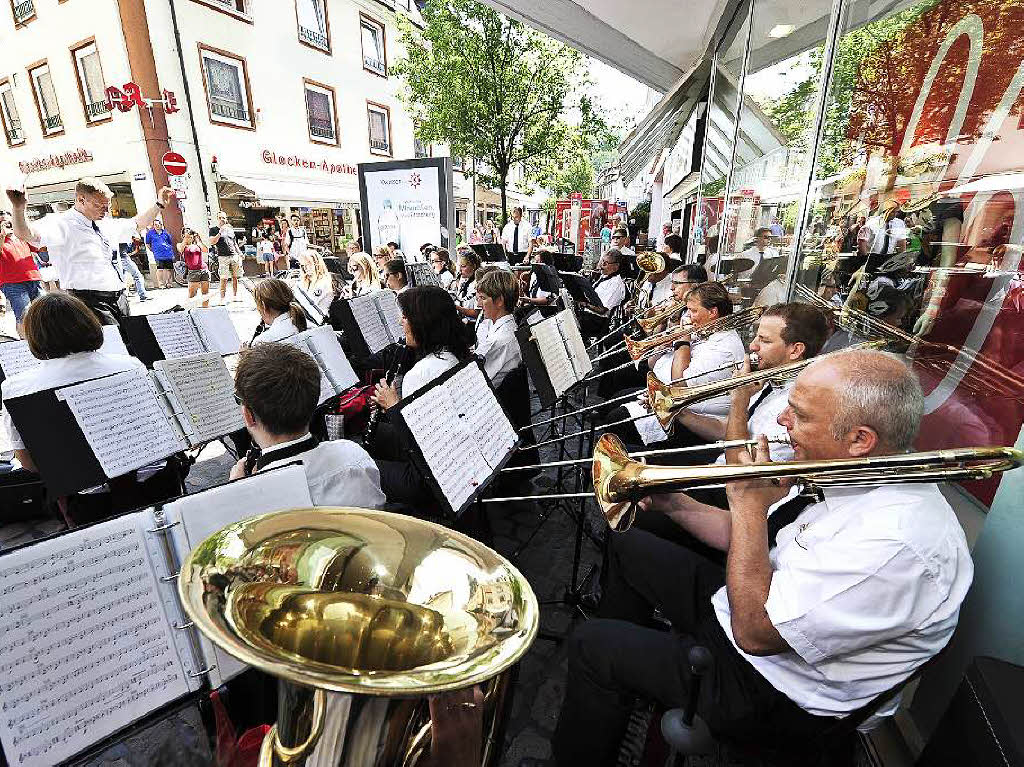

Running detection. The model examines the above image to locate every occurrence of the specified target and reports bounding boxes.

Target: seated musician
[371,286,475,505]
[603,281,745,449]
[474,270,523,388]
[625,234,681,316]
[229,343,386,507]
[1,293,144,474]
[252,278,308,345]
[430,248,456,290]
[383,258,410,294]
[578,249,627,337]
[553,349,973,764]
[519,249,557,310]
[452,249,482,323]
[347,252,382,297]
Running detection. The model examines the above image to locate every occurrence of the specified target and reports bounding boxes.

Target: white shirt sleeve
[595,276,626,310]
[31,213,68,255]
[765,537,956,665]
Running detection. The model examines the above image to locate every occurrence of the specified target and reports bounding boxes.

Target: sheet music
[376,290,404,345]
[189,307,242,355]
[557,310,594,379]
[305,326,358,395]
[0,515,193,767]
[401,389,481,512]
[154,353,245,445]
[447,363,517,468]
[165,465,314,687]
[100,325,130,357]
[407,262,440,288]
[349,294,390,354]
[532,317,576,397]
[624,400,668,445]
[147,312,205,359]
[0,341,38,379]
[57,369,187,478]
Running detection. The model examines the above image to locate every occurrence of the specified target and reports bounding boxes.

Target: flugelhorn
[592,433,1023,531]
[178,508,538,767]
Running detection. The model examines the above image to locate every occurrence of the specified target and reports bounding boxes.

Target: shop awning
[217,174,360,209]
[665,171,701,208]
[478,0,740,91]
[26,172,132,206]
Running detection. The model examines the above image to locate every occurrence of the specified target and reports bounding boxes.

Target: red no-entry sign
[162,151,188,176]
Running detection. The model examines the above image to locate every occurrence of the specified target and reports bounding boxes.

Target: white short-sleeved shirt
[401,350,459,399]
[309,277,335,315]
[33,209,132,292]
[2,351,145,449]
[259,436,387,509]
[453,277,477,310]
[436,270,455,290]
[682,329,746,417]
[253,313,302,345]
[594,274,626,311]
[712,483,973,718]
[714,379,795,464]
[475,314,521,388]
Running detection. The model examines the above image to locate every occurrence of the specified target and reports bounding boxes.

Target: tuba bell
[178,508,538,767]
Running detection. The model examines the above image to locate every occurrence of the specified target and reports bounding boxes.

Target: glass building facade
[687,0,1024,508]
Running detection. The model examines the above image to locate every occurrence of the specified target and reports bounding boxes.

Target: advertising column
[358,158,455,257]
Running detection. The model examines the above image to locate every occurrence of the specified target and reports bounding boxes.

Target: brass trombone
[592,433,1024,531]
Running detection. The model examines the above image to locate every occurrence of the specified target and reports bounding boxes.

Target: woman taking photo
[452,249,482,322]
[370,286,473,504]
[430,248,456,289]
[252,278,307,345]
[178,228,210,308]
[348,252,382,297]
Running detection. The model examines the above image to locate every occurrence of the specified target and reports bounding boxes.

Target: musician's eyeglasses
[671,280,690,286]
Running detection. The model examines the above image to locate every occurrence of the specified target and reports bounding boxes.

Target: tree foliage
[393,0,605,221]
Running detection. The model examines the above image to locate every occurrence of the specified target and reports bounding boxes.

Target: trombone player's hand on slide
[725,434,789,510]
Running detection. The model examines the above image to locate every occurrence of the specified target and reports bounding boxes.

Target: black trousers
[553,529,835,766]
[68,289,129,326]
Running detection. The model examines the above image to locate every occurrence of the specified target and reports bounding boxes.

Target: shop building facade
[0,0,426,266]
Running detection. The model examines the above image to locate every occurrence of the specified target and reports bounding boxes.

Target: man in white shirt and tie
[555,349,974,764]
[501,207,529,264]
[8,177,173,324]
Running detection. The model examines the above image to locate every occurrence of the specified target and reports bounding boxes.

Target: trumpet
[592,433,1023,531]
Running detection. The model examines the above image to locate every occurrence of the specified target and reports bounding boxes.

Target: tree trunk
[500,175,508,226]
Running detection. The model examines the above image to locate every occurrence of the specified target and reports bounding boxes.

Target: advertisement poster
[358,158,454,256]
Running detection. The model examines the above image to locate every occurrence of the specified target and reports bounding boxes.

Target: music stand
[470,244,508,263]
[558,272,604,308]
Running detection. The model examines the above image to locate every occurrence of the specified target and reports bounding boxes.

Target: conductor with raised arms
[7,178,174,324]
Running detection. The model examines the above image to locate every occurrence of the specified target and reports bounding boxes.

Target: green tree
[394,0,601,222]
[549,153,596,198]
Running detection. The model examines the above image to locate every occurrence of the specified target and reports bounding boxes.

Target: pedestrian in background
[120,235,150,302]
[145,217,174,289]
[0,214,42,336]
[179,228,210,308]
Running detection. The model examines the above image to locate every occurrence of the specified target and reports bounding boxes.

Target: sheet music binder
[332,289,404,357]
[121,307,242,367]
[0,465,313,767]
[525,309,594,400]
[391,359,519,518]
[517,324,557,409]
[6,359,243,497]
[558,272,604,307]
[406,261,441,288]
[0,327,132,387]
[280,326,359,405]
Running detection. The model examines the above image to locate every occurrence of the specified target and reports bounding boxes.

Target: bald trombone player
[554,349,974,765]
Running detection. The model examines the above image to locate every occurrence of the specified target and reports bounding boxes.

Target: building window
[0,81,24,146]
[72,42,112,124]
[414,135,431,159]
[11,0,34,25]
[207,0,247,14]
[29,63,62,136]
[367,102,392,156]
[304,80,337,145]
[199,46,253,128]
[296,0,330,52]
[360,15,387,77]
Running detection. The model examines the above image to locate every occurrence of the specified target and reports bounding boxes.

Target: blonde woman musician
[348,252,382,297]
[299,250,335,315]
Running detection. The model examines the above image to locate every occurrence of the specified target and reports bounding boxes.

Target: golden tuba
[178,508,538,767]
[592,433,1024,531]
[635,250,667,275]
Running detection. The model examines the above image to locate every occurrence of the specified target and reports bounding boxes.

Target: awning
[217,174,360,209]
[26,172,132,205]
[665,171,701,207]
[946,173,1024,196]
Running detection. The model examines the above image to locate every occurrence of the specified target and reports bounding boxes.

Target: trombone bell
[593,433,645,531]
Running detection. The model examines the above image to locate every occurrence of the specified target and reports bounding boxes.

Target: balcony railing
[299,25,329,51]
[5,121,22,143]
[43,114,62,132]
[363,55,386,76]
[370,137,390,153]
[13,0,34,23]
[309,117,335,140]
[211,100,249,123]
[86,100,111,119]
